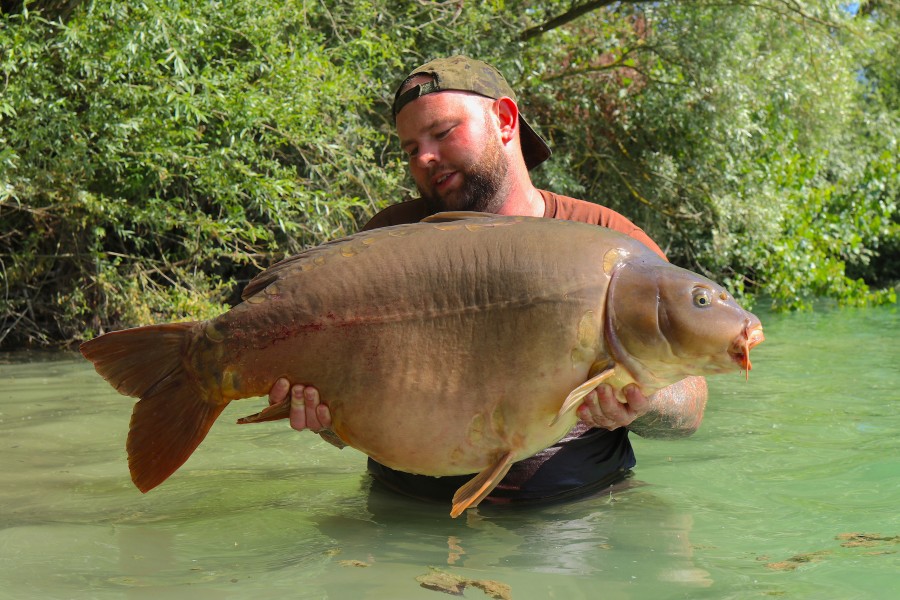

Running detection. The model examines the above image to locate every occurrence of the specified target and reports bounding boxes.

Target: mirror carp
[81,213,764,517]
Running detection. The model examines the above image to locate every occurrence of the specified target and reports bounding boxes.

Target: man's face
[396,83,508,213]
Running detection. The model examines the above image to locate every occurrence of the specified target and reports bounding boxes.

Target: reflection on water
[1,305,897,599]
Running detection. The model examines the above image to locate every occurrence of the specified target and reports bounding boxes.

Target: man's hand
[576,383,650,430]
[268,378,344,448]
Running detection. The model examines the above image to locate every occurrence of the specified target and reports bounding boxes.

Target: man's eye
[435,128,451,140]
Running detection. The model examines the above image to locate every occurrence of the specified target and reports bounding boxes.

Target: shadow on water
[1,304,897,599]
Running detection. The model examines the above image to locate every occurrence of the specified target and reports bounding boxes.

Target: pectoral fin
[236,401,289,424]
[549,368,616,426]
[450,451,515,518]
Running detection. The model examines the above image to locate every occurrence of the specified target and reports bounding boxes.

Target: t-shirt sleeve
[544,191,667,261]
[598,211,667,261]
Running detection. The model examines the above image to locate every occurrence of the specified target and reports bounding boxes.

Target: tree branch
[520,0,645,41]
[521,0,845,43]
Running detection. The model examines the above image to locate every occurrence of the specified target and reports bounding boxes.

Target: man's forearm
[628,376,708,439]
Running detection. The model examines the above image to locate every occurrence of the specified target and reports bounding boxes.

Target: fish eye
[693,288,712,308]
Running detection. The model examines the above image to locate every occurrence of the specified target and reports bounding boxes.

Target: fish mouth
[728,320,765,377]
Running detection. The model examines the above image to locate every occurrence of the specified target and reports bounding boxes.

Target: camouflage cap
[392,56,552,170]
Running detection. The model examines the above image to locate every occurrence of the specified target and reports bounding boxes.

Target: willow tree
[517,0,899,309]
[1,0,896,348]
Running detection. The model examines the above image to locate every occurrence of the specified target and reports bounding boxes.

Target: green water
[1,305,897,599]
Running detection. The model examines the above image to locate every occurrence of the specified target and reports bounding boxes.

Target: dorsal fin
[241,249,321,300]
[241,232,369,301]
[420,211,497,223]
[242,213,499,300]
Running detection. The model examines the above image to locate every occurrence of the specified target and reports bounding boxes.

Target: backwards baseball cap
[392,56,552,170]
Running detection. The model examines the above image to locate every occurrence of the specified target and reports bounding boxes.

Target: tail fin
[80,323,226,493]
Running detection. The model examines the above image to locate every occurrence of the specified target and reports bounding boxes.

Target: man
[267,56,707,505]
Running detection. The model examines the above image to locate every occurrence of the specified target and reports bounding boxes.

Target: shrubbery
[1,0,897,347]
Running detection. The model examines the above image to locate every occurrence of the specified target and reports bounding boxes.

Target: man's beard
[419,135,508,213]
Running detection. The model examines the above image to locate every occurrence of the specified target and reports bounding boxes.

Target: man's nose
[414,145,438,169]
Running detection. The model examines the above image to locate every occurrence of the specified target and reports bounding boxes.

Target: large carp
[81,213,764,517]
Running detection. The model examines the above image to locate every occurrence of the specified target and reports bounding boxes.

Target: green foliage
[1,1,404,345]
[520,1,899,310]
[736,149,899,309]
[1,0,897,348]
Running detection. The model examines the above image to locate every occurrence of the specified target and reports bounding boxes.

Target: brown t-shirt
[363,190,667,260]
[362,190,657,505]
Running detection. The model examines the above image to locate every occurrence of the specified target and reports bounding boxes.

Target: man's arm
[576,376,707,438]
[628,376,707,439]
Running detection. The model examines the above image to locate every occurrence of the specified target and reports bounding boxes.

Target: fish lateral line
[251,289,596,334]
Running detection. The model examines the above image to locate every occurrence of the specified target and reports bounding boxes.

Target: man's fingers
[577,385,620,430]
[315,402,333,429]
[269,377,290,406]
[303,385,322,431]
[289,384,309,431]
[307,385,333,429]
[576,383,647,430]
[622,384,650,416]
[576,389,600,421]
[282,383,335,434]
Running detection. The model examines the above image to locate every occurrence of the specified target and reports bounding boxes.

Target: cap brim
[519,115,551,170]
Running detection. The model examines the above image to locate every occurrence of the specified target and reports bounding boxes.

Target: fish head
[606,260,764,382]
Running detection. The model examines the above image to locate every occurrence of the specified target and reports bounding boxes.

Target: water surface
[1,305,897,599]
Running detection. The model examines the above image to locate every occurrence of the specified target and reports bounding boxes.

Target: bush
[1,1,897,348]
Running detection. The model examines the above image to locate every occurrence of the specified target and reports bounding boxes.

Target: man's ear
[494,97,519,144]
